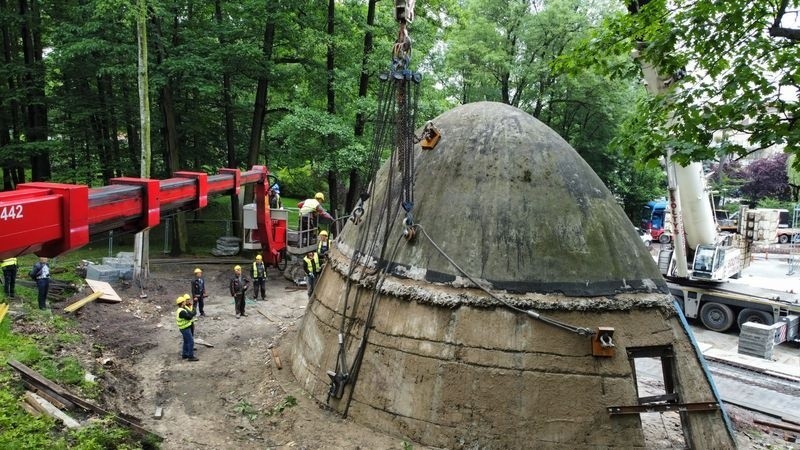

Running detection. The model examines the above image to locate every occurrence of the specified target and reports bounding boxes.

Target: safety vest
[303,253,320,274]
[252,261,265,278]
[176,306,195,330]
[318,239,329,255]
[1,258,17,268]
[299,199,320,216]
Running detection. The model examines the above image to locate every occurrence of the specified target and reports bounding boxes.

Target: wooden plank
[754,418,800,433]
[84,279,122,302]
[25,391,81,429]
[22,381,74,410]
[256,309,274,322]
[0,303,8,324]
[20,399,42,417]
[64,292,104,313]
[271,348,282,370]
[194,338,215,348]
[8,360,162,441]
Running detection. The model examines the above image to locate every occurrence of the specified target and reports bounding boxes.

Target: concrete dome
[337,101,665,296]
[293,101,734,449]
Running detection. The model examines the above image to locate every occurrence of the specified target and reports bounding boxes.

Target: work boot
[187,357,199,362]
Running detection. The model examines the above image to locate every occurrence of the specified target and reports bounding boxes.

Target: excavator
[0,166,287,266]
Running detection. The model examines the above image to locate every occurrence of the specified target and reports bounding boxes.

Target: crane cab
[690,244,742,282]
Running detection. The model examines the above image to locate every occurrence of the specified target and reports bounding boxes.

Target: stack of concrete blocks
[211,236,240,256]
[745,209,780,243]
[738,321,785,359]
[85,252,134,282]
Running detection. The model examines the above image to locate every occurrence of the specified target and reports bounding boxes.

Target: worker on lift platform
[298,192,333,247]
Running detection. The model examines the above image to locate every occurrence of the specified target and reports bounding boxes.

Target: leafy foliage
[739,153,791,201]
[576,0,800,165]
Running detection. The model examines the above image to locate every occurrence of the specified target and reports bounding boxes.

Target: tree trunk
[215,0,241,239]
[19,0,49,181]
[244,15,275,204]
[346,0,377,213]
[325,0,339,218]
[121,80,140,175]
[152,11,188,254]
[133,0,152,290]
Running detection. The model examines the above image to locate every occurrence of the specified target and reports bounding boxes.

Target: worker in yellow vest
[1,257,17,300]
[252,255,267,301]
[317,230,331,261]
[176,294,198,361]
[303,250,321,298]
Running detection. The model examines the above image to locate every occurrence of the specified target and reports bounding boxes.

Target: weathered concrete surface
[336,101,665,297]
[292,102,735,448]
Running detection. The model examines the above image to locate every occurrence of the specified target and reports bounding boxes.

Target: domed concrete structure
[292,102,735,448]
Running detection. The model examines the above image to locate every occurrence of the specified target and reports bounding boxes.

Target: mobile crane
[633,54,800,339]
[0,166,288,266]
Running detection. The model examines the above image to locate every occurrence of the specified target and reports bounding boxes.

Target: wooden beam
[271,348,282,370]
[0,303,8,324]
[754,418,800,433]
[24,391,81,429]
[22,380,74,410]
[8,360,162,441]
[64,292,104,313]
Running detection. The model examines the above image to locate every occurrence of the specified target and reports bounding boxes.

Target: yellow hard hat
[194,268,202,274]
[315,192,325,202]
[176,294,190,305]
[234,265,241,271]
[256,255,262,261]
[319,230,328,237]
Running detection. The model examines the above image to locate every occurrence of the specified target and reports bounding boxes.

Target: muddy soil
[70,263,418,450]
[58,262,797,450]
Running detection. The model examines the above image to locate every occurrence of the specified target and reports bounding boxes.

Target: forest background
[1,0,796,253]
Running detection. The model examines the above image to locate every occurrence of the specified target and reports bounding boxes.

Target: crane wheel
[736,309,774,329]
[700,302,735,332]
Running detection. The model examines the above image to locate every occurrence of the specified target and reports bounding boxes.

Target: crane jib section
[0,166,281,261]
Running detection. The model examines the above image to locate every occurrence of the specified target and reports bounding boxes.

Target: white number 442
[0,205,23,220]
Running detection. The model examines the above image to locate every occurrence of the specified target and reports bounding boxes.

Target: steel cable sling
[325,0,422,415]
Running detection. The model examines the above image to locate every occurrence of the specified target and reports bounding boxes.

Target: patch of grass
[266,395,297,416]
[0,307,155,448]
[234,399,259,421]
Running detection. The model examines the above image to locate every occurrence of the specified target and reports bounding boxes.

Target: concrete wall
[292,266,735,448]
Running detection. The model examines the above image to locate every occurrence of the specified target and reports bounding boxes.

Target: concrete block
[85,265,119,282]
[115,252,135,261]
[101,257,134,269]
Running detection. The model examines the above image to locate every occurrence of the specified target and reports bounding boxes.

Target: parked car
[636,227,653,248]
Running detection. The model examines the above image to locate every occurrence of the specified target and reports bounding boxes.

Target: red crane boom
[0,166,286,266]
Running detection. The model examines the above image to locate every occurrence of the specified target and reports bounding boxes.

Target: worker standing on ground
[1,257,17,300]
[297,192,333,246]
[229,265,250,318]
[191,268,207,317]
[317,230,331,261]
[30,257,50,310]
[176,294,199,362]
[303,250,321,298]
[252,255,267,301]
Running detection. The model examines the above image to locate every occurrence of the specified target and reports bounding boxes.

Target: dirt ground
[50,262,798,450]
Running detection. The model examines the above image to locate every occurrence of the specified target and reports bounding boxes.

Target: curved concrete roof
[337,101,666,296]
